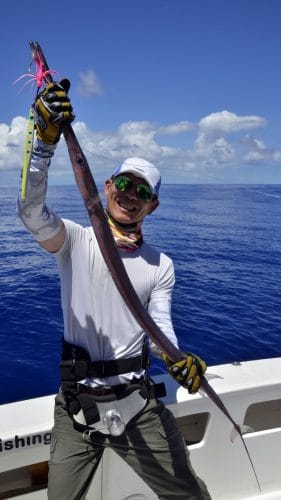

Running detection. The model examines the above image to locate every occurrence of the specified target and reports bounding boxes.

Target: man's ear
[104,178,113,196]
[148,197,159,215]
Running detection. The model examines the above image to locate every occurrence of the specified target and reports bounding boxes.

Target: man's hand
[34,79,75,144]
[162,352,207,394]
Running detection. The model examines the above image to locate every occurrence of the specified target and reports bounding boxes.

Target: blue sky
[2,0,281,186]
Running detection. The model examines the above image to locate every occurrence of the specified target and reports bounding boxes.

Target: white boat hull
[1,357,281,499]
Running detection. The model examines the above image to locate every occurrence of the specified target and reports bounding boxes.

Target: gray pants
[48,391,211,500]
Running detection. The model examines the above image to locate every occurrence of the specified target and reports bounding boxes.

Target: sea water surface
[1,184,281,404]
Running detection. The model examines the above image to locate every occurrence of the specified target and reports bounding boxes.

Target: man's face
[104,173,159,225]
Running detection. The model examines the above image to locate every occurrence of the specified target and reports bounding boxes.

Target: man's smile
[117,198,137,213]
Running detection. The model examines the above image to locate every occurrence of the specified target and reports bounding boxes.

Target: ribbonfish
[29,41,261,493]
[62,124,260,491]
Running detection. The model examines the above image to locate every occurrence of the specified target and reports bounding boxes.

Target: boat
[0,356,280,499]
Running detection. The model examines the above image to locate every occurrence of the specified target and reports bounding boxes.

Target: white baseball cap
[112,157,161,196]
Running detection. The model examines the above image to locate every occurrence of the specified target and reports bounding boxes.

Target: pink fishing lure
[14,50,58,93]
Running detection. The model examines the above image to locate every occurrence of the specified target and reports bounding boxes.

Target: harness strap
[76,393,100,426]
[71,379,166,433]
[61,339,149,379]
[59,339,165,425]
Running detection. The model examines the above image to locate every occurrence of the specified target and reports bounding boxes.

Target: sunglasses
[113,175,154,202]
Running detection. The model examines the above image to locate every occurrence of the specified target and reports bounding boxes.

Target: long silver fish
[29,41,261,493]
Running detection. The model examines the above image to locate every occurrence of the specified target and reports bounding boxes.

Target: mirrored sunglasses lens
[137,184,153,201]
[114,176,131,192]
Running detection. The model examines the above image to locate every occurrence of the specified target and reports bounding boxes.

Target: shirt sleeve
[55,218,88,262]
[147,254,179,358]
[17,140,64,242]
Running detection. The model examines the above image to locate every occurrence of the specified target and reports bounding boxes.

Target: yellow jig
[21,108,35,201]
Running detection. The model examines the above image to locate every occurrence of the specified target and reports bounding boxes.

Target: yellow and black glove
[162,352,207,394]
[33,79,75,144]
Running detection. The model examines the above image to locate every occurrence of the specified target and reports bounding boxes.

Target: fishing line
[83,147,281,202]
[82,147,230,182]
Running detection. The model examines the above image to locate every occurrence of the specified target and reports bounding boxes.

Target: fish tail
[230,424,254,443]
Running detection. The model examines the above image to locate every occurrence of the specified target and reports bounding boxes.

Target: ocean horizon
[1,183,281,405]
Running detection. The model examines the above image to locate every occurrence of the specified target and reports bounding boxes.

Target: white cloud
[74,120,163,167]
[157,121,194,135]
[254,138,266,150]
[0,117,26,170]
[241,134,266,150]
[199,110,266,136]
[244,151,265,162]
[1,109,280,184]
[0,124,10,147]
[77,69,104,97]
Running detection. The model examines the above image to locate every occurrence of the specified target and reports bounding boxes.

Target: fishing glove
[34,79,75,144]
[162,352,207,394]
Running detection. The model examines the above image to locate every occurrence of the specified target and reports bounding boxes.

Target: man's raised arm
[17,80,75,253]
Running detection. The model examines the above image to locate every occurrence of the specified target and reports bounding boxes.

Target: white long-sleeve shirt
[56,218,179,386]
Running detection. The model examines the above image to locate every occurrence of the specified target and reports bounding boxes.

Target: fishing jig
[15,42,59,200]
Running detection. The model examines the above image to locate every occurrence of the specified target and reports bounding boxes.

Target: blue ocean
[1,184,281,405]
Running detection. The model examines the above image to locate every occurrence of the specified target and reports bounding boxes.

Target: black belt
[61,339,149,378]
[87,357,146,377]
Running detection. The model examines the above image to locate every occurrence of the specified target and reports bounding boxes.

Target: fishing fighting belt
[60,339,166,435]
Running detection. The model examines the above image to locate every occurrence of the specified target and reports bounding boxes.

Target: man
[17,81,211,499]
